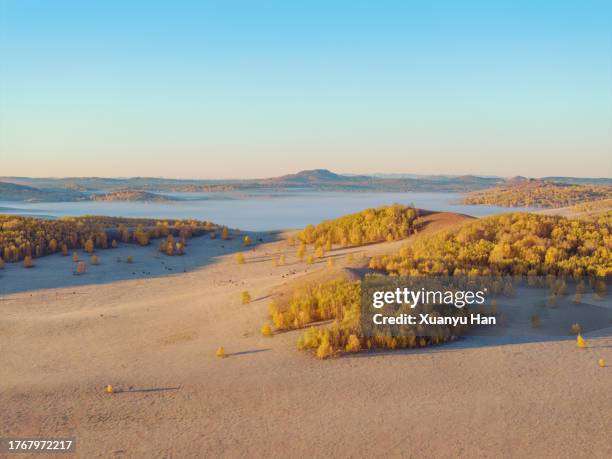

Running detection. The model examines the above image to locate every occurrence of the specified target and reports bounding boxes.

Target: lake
[0,191,530,231]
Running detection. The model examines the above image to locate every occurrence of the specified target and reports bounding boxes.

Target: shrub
[307,255,314,265]
[260,323,272,337]
[216,346,226,358]
[235,252,245,264]
[316,333,333,359]
[23,256,33,268]
[241,291,251,304]
[345,334,361,353]
[296,243,306,261]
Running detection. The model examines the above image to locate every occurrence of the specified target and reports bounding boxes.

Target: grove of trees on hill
[0,215,218,263]
[297,204,421,248]
[268,209,610,358]
[370,212,611,278]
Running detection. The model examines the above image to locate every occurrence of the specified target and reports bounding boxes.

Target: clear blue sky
[1,0,610,178]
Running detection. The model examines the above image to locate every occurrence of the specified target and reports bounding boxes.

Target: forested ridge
[464,183,612,208]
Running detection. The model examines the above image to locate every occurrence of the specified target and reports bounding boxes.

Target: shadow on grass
[228,348,271,357]
[0,230,281,295]
[115,386,181,394]
[342,331,612,360]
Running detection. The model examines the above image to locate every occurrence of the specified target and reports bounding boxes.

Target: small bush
[235,253,245,264]
[316,334,333,359]
[306,255,314,265]
[345,334,361,353]
[216,346,226,358]
[241,291,251,304]
[260,323,272,337]
[76,261,87,274]
[296,243,306,261]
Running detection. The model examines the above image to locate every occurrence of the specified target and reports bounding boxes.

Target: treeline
[0,215,219,263]
[370,212,612,278]
[297,204,421,248]
[463,183,612,208]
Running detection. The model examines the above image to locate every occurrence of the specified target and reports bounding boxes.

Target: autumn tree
[23,256,33,268]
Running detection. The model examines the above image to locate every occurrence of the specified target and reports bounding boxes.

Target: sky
[1,0,611,179]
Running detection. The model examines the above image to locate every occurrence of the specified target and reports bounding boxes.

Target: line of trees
[0,215,218,263]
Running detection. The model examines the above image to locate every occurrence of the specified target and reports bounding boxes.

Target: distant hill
[1,170,609,202]
[0,181,83,202]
